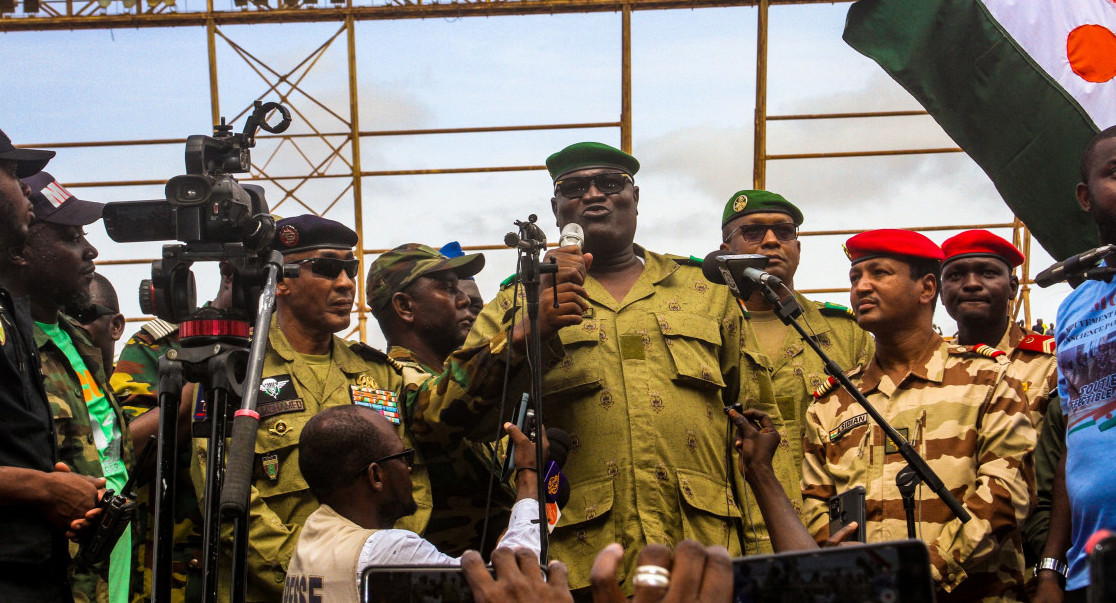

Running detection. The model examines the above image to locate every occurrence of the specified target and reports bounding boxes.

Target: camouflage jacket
[110,319,205,603]
[35,314,136,603]
[418,247,749,592]
[388,345,516,557]
[996,322,1058,426]
[803,333,1035,602]
[737,293,873,553]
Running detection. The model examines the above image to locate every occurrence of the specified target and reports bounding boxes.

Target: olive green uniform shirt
[440,247,749,592]
[737,293,873,553]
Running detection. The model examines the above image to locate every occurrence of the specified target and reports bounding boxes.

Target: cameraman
[283,404,541,601]
[0,130,103,602]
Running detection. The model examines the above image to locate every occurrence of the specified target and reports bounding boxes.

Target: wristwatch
[1035,558,1068,584]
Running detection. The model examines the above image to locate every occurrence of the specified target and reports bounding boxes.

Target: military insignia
[257,398,305,419]
[732,194,748,213]
[351,385,400,424]
[356,374,380,389]
[1018,333,1056,354]
[885,427,909,455]
[262,453,279,481]
[260,376,292,399]
[842,243,852,260]
[277,224,299,248]
[820,302,856,320]
[267,420,290,437]
[813,376,839,400]
[972,343,1006,359]
[828,412,868,441]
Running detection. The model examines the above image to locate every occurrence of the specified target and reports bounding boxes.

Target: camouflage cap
[721,190,803,226]
[366,243,485,311]
[546,142,639,182]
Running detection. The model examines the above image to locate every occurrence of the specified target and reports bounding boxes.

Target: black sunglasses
[71,303,118,325]
[292,257,359,280]
[724,223,798,244]
[554,172,632,198]
[354,448,415,477]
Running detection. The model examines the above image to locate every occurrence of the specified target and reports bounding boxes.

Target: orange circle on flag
[1067,24,1116,83]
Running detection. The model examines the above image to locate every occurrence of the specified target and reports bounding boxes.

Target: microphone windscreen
[702,249,729,285]
[559,223,585,250]
[546,428,572,467]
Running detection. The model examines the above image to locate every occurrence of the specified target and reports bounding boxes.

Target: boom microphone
[1035,244,1116,287]
[702,250,780,300]
[558,223,584,251]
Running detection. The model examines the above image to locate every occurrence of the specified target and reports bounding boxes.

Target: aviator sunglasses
[724,223,799,244]
[554,172,632,198]
[291,257,360,280]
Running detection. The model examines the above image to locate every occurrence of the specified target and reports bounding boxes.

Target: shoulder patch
[813,376,839,400]
[1017,333,1056,354]
[952,343,1006,359]
[139,318,179,341]
[818,302,856,320]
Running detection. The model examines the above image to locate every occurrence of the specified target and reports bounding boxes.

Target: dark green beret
[721,190,804,227]
[546,142,640,182]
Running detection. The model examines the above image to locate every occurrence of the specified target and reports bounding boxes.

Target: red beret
[844,229,944,265]
[940,229,1024,268]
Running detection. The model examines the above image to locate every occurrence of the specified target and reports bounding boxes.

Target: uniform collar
[858,331,945,393]
[268,316,367,374]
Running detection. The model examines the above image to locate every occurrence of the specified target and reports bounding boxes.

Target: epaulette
[348,341,393,365]
[669,255,703,268]
[499,273,517,290]
[813,376,839,400]
[139,318,178,342]
[818,302,856,320]
[951,343,1006,359]
[1017,333,1056,354]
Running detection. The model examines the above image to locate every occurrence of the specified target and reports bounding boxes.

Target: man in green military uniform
[367,243,516,556]
[10,171,144,603]
[719,190,874,553]
[414,142,751,593]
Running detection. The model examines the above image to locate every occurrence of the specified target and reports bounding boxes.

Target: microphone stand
[505,214,558,563]
[748,275,972,527]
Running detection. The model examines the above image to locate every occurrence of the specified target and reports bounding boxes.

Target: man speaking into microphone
[420,142,750,594]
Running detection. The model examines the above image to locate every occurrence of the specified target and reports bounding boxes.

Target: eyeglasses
[554,172,632,198]
[724,223,798,244]
[354,448,415,477]
[72,303,118,325]
[292,257,359,280]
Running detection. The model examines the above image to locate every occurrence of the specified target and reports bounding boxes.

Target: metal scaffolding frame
[6,0,1038,337]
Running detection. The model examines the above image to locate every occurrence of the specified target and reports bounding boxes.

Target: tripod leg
[152,356,184,603]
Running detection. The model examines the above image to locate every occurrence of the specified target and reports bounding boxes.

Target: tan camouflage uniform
[387,346,516,557]
[802,333,1035,602]
[737,294,873,553]
[36,315,136,603]
[110,318,205,603]
[417,247,748,592]
[996,322,1058,425]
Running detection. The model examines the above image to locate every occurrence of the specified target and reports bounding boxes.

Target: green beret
[546,142,640,182]
[721,190,804,227]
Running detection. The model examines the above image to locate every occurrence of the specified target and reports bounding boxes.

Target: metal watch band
[1035,557,1069,579]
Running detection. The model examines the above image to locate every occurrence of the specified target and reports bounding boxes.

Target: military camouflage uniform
[803,333,1035,602]
[110,318,205,603]
[995,322,1058,425]
[736,294,873,553]
[417,247,748,592]
[388,346,516,557]
[36,315,136,603]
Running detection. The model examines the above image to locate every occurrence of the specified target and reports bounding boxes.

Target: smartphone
[732,540,934,602]
[361,564,547,603]
[828,485,867,543]
[500,393,533,481]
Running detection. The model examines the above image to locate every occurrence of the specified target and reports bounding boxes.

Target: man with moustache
[719,190,873,552]
[12,171,137,603]
[418,142,749,593]
[803,229,1035,601]
[0,130,103,602]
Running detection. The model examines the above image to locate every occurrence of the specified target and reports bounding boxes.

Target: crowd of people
[1,125,1114,603]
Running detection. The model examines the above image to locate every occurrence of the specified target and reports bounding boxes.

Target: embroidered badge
[885,427,909,455]
[813,376,839,400]
[257,398,305,419]
[828,413,868,442]
[972,344,1006,359]
[733,194,748,212]
[277,224,299,248]
[351,385,400,424]
[260,377,290,399]
[262,453,279,481]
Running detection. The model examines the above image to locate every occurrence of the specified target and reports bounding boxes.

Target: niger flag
[844,0,1116,261]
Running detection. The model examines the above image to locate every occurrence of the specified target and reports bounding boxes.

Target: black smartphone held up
[828,485,867,543]
[500,393,535,481]
[732,540,935,602]
[361,564,548,603]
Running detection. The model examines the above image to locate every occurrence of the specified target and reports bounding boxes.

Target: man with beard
[803,229,1035,601]
[0,130,103,602]
[366,243,516,555]
[282,405,540,602]
[719,190,873,552]
[11,171,139,603]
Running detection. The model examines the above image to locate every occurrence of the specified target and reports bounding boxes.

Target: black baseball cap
[22,172,104,226]
[0,129,55,178]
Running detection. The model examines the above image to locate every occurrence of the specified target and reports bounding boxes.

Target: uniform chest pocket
[544,323,604,401]
[658,313,726,390]
[677,469,741,548]
[253,409,317,498]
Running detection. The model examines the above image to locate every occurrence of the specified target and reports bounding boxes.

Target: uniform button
[947,573,955,582]
[188,557,200,569]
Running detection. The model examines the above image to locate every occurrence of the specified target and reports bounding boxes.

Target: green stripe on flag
[843,0,1099,261]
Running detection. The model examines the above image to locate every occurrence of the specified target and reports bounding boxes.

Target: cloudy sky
[1,1,1076,348]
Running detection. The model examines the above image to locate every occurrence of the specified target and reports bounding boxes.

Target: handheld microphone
[558,223,584,251]
[1035,244,1116,287]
